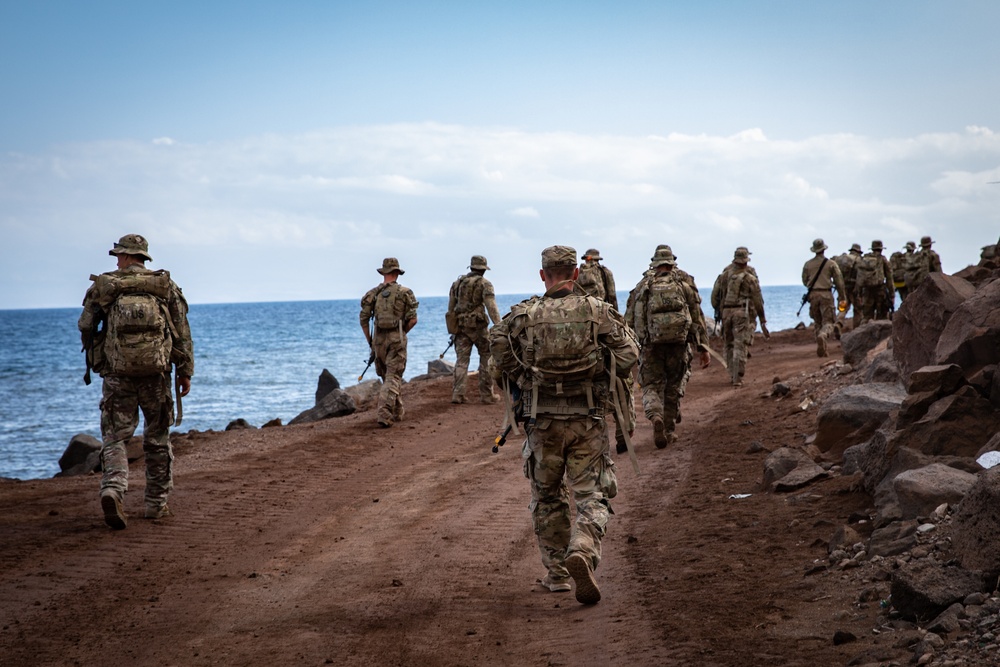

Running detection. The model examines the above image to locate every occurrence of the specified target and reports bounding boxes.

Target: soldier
[801,239,847,357]
[855,241,894,323]
[360,258,419,428]
[626,248,710,449]
[895,241,920,301]
[576,248,618,311]
[833,243,863,326]
[710,246,759,333]
[489,246,638,605]
[909,235,943,293]
[78,234,194,529]
[446,255,501,404]
[712,247,769,386]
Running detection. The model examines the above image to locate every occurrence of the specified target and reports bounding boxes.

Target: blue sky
[1,1,998,309]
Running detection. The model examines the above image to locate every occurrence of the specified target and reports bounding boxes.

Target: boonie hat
[921,236,934,248]
[850,243,862,253]
[810,238,828,253]
[733,247,751,263]
[871,240,884,251]
[109,234,152,262]
[583,248,602,261]
[905,241,916,251]
[650,248,677,269]
[541,245,577,269]
[470,255,490,271]
[652,244,676,261]
[377,257,405,275]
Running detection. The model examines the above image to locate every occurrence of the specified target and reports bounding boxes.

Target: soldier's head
[733,247,751,266]
[905,241,916,252]
[540,245,578,285]
[651,244,674,262]
[582,248,602,264]
[920,236,934,249]
[871,240,884,254]
[850,243,862,254]
[810,238,828,255]
[469,255,490,274]
[650,248,676,275]
[109,234,152,267]
[377,257,405,282]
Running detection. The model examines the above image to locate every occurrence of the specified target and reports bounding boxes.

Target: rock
[869,520,918,557]
[891,464,979,521]
[814,384,906,459]
[893,385,1000,458]
[427,359,454,375]
[772,463,827,492]
[262,418,282,428]
[976,432,1000,459]
[315,369,340,404]
[935,278,1000,377]
[225,418,256,431]
[842,320,893,368]
[762,447,822,491]
[58,433,101,472]
[952,467,1000,575]
[828,525,863,554]
[289,388,356,425]
[771,382,791,397]
[897,390,943,429]
[893,273,976,381]
[907,364,967,395]
[890,560,985,622]
[863,349,901,385]
[343,379,382,408]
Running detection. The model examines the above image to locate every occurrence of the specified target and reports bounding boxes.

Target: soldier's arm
[683,284,709,349]
[603,268,618,312]
[830,262,846,301]
[403,289,418,333]
[710,272,725,312]
[168,283,195,379]
[447,279,458,315]
[78,284,101,347]
[600,307,639,377]
[359,289,374,345]
[483,281,502,325]
[932,252,943,273]
[802,261,812,287]
[883,258,895,297]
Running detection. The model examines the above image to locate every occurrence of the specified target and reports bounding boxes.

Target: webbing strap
[609,354,640,474]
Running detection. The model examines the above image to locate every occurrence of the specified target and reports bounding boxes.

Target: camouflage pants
[374,330,407,424]
[638,342,688,429]
[723,307,754,384]
[99,373,174,508]
[524,417,614,581]
[452,326,495,401]
[858,286,891,324]
[808,290,836,349]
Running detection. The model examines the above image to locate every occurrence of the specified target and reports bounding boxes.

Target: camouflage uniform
[576,248,618,311]
[909,235,942,294]
[856,241,894,324]
[360,258,419,427]
[447,255,502,404]
[802,239,846,357]
[78,234,194,528]
[626,248,708,448]
[834,243,863,325]
[712,248,767,386]
[490,246,638,604]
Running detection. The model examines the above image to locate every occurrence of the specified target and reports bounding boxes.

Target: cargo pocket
[598,452,618,499]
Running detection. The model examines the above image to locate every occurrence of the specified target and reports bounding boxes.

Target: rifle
[492,424,512,453]
[439,335,455,359]
[358,349,375,381]
[492,384,522,453]
[174,374,184,426]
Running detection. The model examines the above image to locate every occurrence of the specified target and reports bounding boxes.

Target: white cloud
[509,206,540,218]
[152,137,175,146]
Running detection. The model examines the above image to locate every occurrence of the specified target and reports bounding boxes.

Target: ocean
[0,286,807,480]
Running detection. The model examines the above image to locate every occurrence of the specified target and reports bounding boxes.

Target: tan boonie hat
[109,234,152,262]
[921,236,934,247]
[905,241,916,250]
[470,255,490,271]
[850,243,862,253]
[377,257,405,275]
[650,248,677,269]
[810,238,828,253]
[652,244,675,261]
[871,240,884,252]
[583,248,602,261]
[541,245,577,269]
[733,247,751,263]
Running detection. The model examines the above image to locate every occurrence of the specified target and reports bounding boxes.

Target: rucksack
[856,253,885,288]
[521,295,604,399]
[577,263,606,301]
[834,253,857,285]
[450,274,487,329]
[92,270,174,376]
[644,275,691,344]
[901,251,924,286]
[374,283,404,330]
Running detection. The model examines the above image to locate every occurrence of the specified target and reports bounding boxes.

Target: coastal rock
[863,349,901,385]
[890,560,986,622]
[58,433,101,473]
[951,467,1000,575]
[225,418,256,431]
[891,463,978,521]
[344,379,382,408]
[762,447,824,491]
[934,278,1000,377]
[892,273,976,381]
[427,359,453,375]
[289,388,356,425]
[315,369,341,404]
[814,384,905,459]
[907,364,966,396]
[841,321,893,368]
[893,385,1000,458]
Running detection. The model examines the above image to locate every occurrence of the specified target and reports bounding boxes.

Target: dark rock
[863,349,901,385]
[926,603,963,634]
[897,390,942,429]
[225,418,256,431]
[58,433,101,472]
[289,388,356,425]
[893,385,1000,458]
[890,560,985,622]
[814,384,905,459]
[771,382,791,397]
[892,273,976,381]
[935,278,1000,377]
[832,630,857,645]
[762,447,819,491]
[907,364,967,395]
[869,520,918,557]
[262,418,283,428]
[427,359,454,375]
[829,525,863,553]
[841,320,893,367]
[344,379,381,408]
[952,467,1000,575]
[967,364,996,398]
[892,463,978,521]
[55,449,102,478]
[772,463,827,492]
[315,369,341,404]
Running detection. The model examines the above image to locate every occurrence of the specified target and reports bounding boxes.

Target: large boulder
[343,379,382,408]
[891,463,979,520]
[814,384,906,459]
[892,273,976,380]
[892,385,1000,458]
[890,560,986,622]
[761,447,826,491]
[934,278,1000,377]
[951,466,1000,575]
[863,349,901,385]
[841,321,893,368]
[289,388,356,425]
[315,369,341,404]
[55,433,102,477]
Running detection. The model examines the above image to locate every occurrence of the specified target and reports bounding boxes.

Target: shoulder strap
[806,258,828,292]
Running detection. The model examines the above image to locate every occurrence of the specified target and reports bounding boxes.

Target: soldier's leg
[472,330,498,403]
[99,375,141,500]
[660,344,688,433]
[526,422,572,582]
[451,333,473,403]
[731,312,751,385]
[138,373,175,514]
[722,313,736,381]
[376,337,406,425]
[638,345,666,422]
[564,418,611,603]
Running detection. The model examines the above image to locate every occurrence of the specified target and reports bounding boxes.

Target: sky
[1,0,998,309]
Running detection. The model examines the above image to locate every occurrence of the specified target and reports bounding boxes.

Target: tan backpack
[373,283,404,330]
[576,262,606,301]
[644,275,692,344]
[91,271,175,376]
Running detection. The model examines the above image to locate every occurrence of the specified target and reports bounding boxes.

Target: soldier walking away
[833,243,863,327]
[909,235,943,294]
[855,241,894,324]
[894,241,921,302]
[576,248,618,311]
[446,255,501,404]
[360,258,419,428]
[626,248,710,449]
[802,239,847,357]
[78,234,194,529]
[712,247,769,386]
[489,246,638,605]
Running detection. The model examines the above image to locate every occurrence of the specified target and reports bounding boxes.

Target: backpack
[450,274,487,329]
[723,270,752,308]
[92,271,174,376]
[901,251,924,286]
[856,253,885,288]
[644,275,691,344]
[374,283,404,330]
[520,295,604,399]
[834,253,857,285]
[577,262,606,301]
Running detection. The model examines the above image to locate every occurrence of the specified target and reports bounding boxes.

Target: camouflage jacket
[713,266,766,322]
[360,281,419,332]
[447,272,501,330]
[710,264,759,315]
[801,255,846,297]
[78,264,194,378]
[625,270,708,349]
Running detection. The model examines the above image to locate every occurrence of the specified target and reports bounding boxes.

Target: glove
[760,322,771,339]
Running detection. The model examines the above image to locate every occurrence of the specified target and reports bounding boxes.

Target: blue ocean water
[0,286,806,480]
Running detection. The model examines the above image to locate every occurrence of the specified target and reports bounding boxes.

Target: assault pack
[373,282,406,331]
[576,262,607,301]
[637,275,691,344]
[448,274,487,331]
[834,253,857,286]
[86,270,178,377]
[856,253,885,288]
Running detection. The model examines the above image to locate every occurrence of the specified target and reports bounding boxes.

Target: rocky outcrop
[290,371,357,425]
[762,447,826,492]
[55,434,102,477]
[841,321,893,368]
[934,278,1000,378]
[892,273,976,381]
[315,369,341,404]
[893,385,1000,458]
[890,560,986,622]
[814,384,905,459]
[951,466,1000,576]
[891,464,978,520]
[343,379,381,408]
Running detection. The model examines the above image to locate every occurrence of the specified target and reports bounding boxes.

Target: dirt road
[0,329,896,666]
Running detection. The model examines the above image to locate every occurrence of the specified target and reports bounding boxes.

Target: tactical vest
[723,271,753,308]
[577,262,606,301]
[904,251,927,288]
[644,275,691,344]
[374,282,406,331]
[451,274,487,329]
[91,271,175,376]
[856,253,885,288]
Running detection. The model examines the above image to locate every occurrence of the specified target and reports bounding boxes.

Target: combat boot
[817,334,828,358]
[100,489,127,530]
[652,417,668,449]
[565,552,601,604]
[537,574,571,593]
[144,503,171,520]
